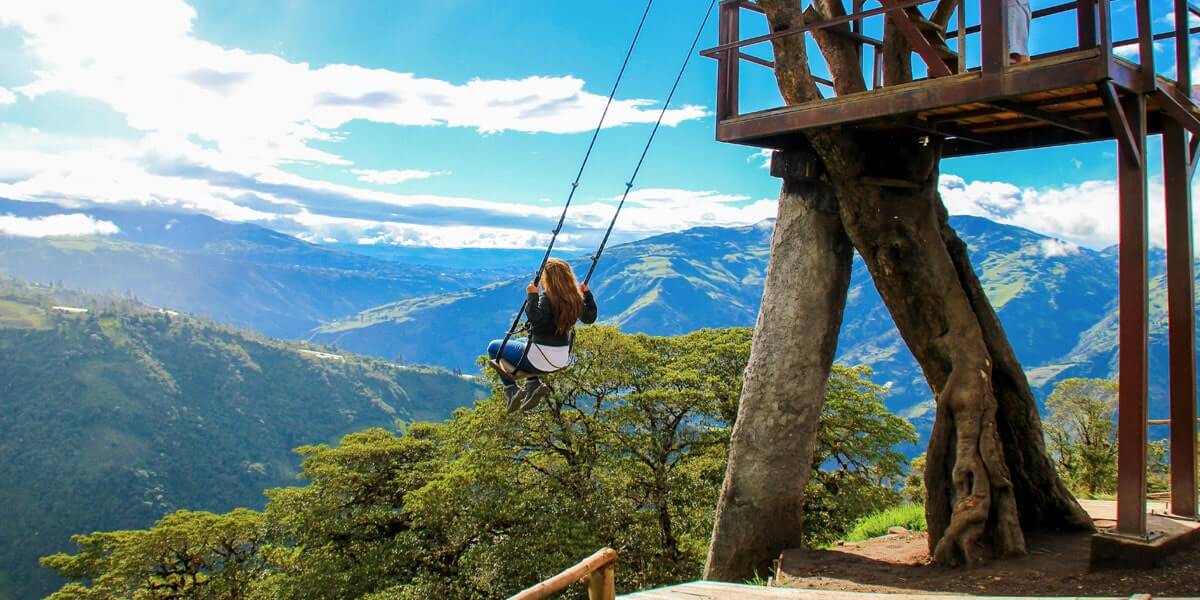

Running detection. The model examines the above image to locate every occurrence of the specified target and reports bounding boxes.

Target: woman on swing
[487,258,597,412]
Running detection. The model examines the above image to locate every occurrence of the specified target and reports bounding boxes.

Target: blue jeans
[487,339,542,383]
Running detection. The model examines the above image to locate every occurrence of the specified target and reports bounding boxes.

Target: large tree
[706,1,1090,580]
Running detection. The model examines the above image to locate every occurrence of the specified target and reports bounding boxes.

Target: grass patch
[845,503,926,542]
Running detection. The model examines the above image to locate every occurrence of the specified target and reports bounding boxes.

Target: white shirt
[526,342,571,373]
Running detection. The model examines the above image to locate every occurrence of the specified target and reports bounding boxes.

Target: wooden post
[508,548,618,600]
[587,565,616,600]
[717,1,740,122]
[1098,0,1112,60]
[1117,92,1150,536]
[1175,0,1192,92]
[1078,0,1098,49]
[982,0,1008,74]
[1136,0,1155,90]
[1163,118,1198,519]
[957,0,966,74]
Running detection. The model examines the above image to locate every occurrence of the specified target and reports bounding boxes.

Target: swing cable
[495,0,655,359]
[583,0,716,286]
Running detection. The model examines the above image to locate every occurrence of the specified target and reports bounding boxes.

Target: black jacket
[525,290,597,346]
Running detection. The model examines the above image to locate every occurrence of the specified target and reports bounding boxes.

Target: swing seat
[487,358,540,381]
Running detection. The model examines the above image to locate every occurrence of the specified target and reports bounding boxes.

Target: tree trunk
[936,206,1093,534]
[707,0,1089,573]
[816,133,1090,565]
[704,173,852,582]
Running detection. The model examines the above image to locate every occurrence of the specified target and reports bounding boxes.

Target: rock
[887,526,909,535]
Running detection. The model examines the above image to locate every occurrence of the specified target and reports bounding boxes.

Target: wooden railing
[508,548,618,600]
[700,0,1199,122]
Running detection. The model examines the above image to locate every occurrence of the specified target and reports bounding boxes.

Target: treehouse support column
[1163,118,1198,518]
[705,151,852,581]
[1116,92,1149,536]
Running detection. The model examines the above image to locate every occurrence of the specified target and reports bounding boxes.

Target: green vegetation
[42,327,915,599]
[0,277,485,599]
[844,504,927,542]
[1044,378,1121,497]
[1043,377,1171,498]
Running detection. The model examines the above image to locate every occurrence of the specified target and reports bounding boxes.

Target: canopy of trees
[43,327,916,599]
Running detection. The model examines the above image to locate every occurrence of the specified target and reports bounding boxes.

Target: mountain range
[0,199,504,339]
[312,215,1185,432]
[3,197,1183,428]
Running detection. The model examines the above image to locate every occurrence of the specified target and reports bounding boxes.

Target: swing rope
[496,0,716,374]
[583,0,716,286]
[495,0,655,360]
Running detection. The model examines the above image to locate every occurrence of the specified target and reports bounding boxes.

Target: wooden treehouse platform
[717,49,1200,158]
[700,0,1200,547]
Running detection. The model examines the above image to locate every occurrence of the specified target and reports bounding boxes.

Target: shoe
[519,379,550,412]
[503,384,525,413]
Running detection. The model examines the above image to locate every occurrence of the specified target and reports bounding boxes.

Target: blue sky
[0,0,1195,252]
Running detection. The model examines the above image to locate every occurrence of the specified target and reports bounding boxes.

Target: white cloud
[1039,239,1080,258]
[0,88,15,104]
[0,213,119,237]
[351,168,448,185]
[748,149,773,169]
[572,188,778,236]
[1114,41,1164,61]
[0,128,776,249]
[292,210,557,249]
[0,0,706,173]
[940,173,1199,252]
[1158,9,1200,28]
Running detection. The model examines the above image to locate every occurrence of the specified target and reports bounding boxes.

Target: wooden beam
[986,99,1103,135]
[1100,81,1143,168]
[1137,0,1156,91]
[1154,82,1200,137]
[1177,0,1192,91]
[1116,91,1149,537]
[876,0,953,77]
[717,1,740,121]
[927,92,1102,124]
[943,127,1092,156]
[1162,118,1198,519]
[718,51,1109,143]
[903,116,995,145]
[981,0,1009,74]
[738,52,775,69]
[700,0,930,58]
[510,548,618,600]
[1079,0,1098,49]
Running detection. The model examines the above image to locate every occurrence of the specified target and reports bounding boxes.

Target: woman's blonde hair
[540,258,584,336]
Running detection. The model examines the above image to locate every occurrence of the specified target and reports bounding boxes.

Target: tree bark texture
[706,0,1090,575]
[704,176,852,582]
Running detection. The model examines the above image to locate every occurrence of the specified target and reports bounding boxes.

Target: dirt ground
[775,529,1200,597]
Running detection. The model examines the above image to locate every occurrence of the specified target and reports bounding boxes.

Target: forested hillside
[0,277,486,599]
[41,327,916,599]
